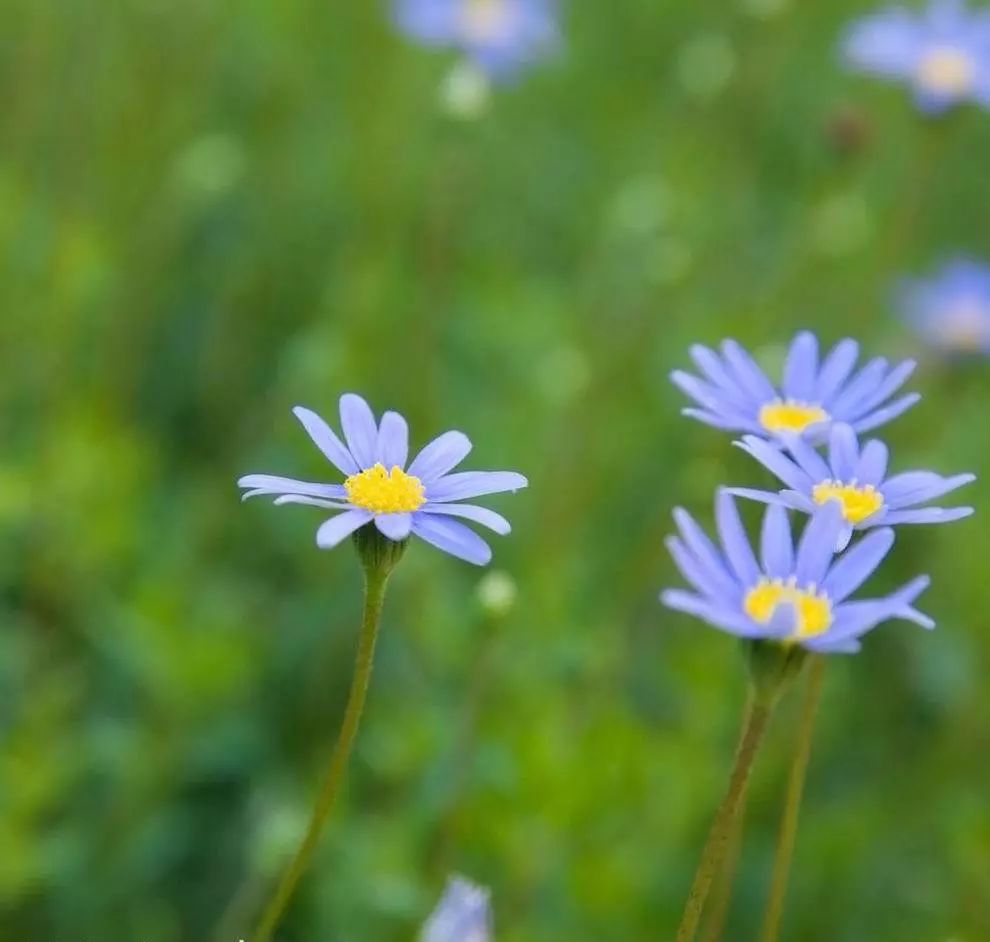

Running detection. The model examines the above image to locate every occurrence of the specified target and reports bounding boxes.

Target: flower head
[661,493,933,654]
[899,257,990,355]
[841,0,990,113]
[394,0,559,80]
[422,876,492,942]
[671,332,920,442]
[729,423,975,549]
[238,395,527,565]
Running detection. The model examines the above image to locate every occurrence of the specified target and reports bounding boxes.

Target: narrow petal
[375,512,413,541]
[426,471,528,502]
[412,515,492,565]
[815,338,860,402]
[316,509,372,549]
[827,357,887,415]
[823,528,895,602]
[735,436,812,492]
[407,431,473,482]
[673,508,740,595]
[761,504,794,579]
[725,487,813,511]
[781,433,831,482]
[845,359,916,420]
[682,408,758,433]
[292,406,360,476]
[339,393,379,469]
[850,392,921,434]
[824,576,933,642]
[881,471,976,508]
[670,370,726,411]
[782,331,819,402]
[881,507,974,525]
[237,474,345,499]
[715,491,761,586]
[689,344,754,402]
[828,423,860,481]
[720,339,778,402]
[422,877,492,942]
[795,501,844,586]
[376,411,409,469]
[803,637,862,655]
[855,439,889,486]
[422,503,511,535]
[660,590,764,637]
[274,495,352,509]
[666,536,737,601]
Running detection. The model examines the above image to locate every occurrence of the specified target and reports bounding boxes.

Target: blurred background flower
[899,257,990,355]
[422,876,492,941]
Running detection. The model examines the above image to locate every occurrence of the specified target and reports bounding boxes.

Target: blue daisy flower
[728,423,975,549]
[422,876,492,942]
[841,0,990,113]
[662,493,933,654]
[394,0,559,80]
[671,332,920,441]
[899,257,990,355]
[238,395,527,566]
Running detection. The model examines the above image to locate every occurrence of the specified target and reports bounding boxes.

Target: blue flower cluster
[665,332,975,654]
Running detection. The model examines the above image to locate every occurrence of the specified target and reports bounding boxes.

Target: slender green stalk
[759,655,826,942]
[252,565,391,942]
[675,693,774,942]
[698,788,744,942]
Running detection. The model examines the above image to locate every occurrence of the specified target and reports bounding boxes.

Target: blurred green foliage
[2,1,989,939]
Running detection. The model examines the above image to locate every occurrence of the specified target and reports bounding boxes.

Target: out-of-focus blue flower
[422,876,492,942]
[729,422,975,549]
[899,257,990,355]
[662,493,933,654]
[671,332,920,441]
[841,0,990,113]
[238,394,527,565]
[394,0,559,79]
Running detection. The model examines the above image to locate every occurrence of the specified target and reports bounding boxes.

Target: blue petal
[881,471,976,508]
[847,359,916,420]
[660,590,764,638]
[238,474,345,499]
[760,504,794,579]
[426,470,528,502]
[823,528,895,602]
[376,411,410,469]
[666,536,736,601]
[316,509,372,549]
[851,392,921,434]
[408,430,473,482]
[394,0,461,45]
[828,356,888,415]
[720,339,778,402]
[412,514,492,565]
[423,876,492,942]
[827,423,860,481]
[673,507,740,595]
[375,512,413,541]
[781,433,831,483]
[881,507,974,524]
[421,502,511,535]
[292,406,360,476]
[339,393,379,469]
[735,436,812,492]
[689,344,756,403]
[855,438,889,486]
[795,502,844,586]
[782,331,819,402]
[715,491,761,586]
[815,339,860,402]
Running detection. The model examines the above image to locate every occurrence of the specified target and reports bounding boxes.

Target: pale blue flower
[394,0,559,79]
[729,422,975,549]
[842,0,990,112]
[662,493,933,654]
[422,876,492,942]
[671,332,920,442]
[900,257,990,355]
[238,395,527,565]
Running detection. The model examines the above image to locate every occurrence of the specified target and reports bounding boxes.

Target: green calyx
[352,523,408,577]
[743,639,809,707]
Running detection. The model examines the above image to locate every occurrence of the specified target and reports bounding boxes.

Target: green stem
[759,655,826,942]
[252,566,390,942]
[675,693,774,942]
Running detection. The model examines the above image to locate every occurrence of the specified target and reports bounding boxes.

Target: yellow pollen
[460,0,511,43]
[759,399,829,434]
[812,479,884,525]
[344,463,426,514]
[744,578,833,640]
[916,46,975,96]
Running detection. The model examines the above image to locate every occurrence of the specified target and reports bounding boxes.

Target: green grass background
[2,1,989,939]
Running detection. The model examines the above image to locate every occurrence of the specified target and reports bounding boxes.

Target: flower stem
[759,655,826,942]
[252,564,391,942]
[675,693,774,942]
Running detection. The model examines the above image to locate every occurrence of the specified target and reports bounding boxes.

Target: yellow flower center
[460,0,511,43]
[916,46,975,96]
[744,578,833,640]
[344,463,426,514]
[759,399,829,434]
[812,480,884,524]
